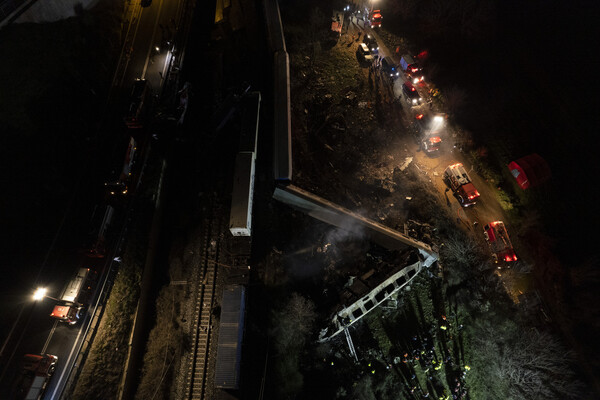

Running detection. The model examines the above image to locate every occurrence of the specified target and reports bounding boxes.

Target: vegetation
[134,284,186,400]
[270,293,317,398]
[270,3,591,396]
[71,217,146,399]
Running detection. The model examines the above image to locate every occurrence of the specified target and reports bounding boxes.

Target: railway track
[184,200,224,400]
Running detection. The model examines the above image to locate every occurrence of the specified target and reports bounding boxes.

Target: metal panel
[214,285,246,389]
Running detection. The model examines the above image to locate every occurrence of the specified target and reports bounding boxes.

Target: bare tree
[272,292,316,352]
[470,319,585,399]
[270,293,317,398]
[441,231,482,286]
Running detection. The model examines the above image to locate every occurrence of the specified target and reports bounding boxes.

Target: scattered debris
[399,157,413,171]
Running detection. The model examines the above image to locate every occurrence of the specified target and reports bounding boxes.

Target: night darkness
[1,0,600,397]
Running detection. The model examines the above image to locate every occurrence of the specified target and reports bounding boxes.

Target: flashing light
[434,115,444,122]
[411,87,416,91]
[416,114,424,119]
[430,136,441,143]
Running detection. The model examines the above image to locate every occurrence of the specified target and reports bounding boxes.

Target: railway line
[184,199,225,400]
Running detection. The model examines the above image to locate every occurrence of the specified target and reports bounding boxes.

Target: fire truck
[370,9,382,28]
[414,113,444,154]
[50,267,93,325]
[483,221,518,265]
[16,354,58,400]
[443,163,480,206]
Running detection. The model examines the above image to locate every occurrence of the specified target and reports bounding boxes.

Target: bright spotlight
[33,287,47,301]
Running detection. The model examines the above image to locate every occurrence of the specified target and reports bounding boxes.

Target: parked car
[402,81,422,106]
[363,34,379,53]
[356,43,374,64]
[381,57,400,80]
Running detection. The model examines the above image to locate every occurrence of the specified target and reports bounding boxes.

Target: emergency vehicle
[443,163,480,206]
[370,9,382,28]
[414,113,443,154]
[50,268,94,325]
[16,354,58,400]
[400,54,425,84]
[483,221,518,265]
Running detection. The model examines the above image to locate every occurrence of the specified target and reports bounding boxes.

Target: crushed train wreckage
[273,184,439,342]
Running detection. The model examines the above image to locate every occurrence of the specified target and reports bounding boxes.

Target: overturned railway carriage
[319,250,424,342]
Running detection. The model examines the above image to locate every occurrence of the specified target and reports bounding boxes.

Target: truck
[483,221,518,265]
[370,9,382,28]
[50,267,93,325]
[443,163,480,206]
[124,79,151,129]
[400,54,424,84]
[105,136,138,199]
[414,113,444,154]
[16,354,58,400]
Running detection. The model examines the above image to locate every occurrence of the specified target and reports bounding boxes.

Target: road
[0,0,185,397]
[345,14,529,299]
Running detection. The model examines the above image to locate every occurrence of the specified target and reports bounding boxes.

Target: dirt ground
[288,21,528,295]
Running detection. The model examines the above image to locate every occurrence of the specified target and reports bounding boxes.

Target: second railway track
[184,199,225,400]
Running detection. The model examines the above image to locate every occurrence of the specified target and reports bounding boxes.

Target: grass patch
[134,284,186,399]
[71,222,146,399]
